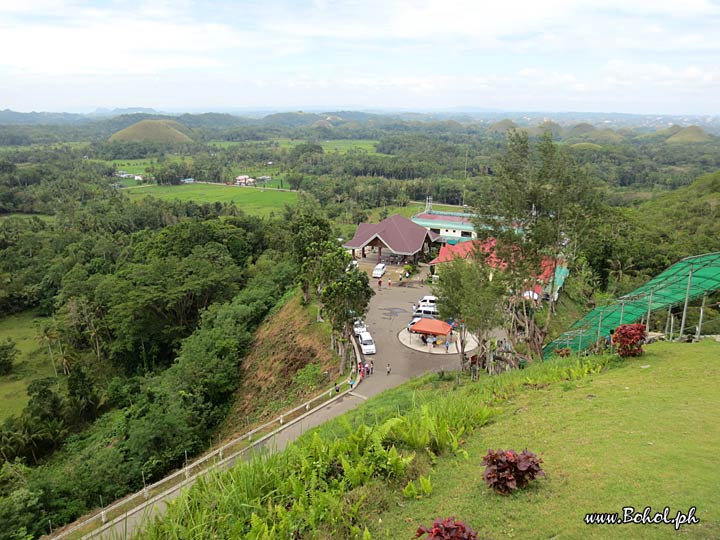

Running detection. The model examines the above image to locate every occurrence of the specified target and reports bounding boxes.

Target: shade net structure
[544,252,720,358]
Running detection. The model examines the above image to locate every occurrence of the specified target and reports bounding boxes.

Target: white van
[418,295,437,307]
[358,331,376,355]
[414,306,439,318]
[372,263,386,278]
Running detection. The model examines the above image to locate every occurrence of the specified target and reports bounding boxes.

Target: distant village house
[235,175,256,186]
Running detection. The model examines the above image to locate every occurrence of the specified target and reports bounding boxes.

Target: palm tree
[37,322,59,378]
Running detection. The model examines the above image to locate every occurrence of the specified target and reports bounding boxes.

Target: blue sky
[1,0,719,114]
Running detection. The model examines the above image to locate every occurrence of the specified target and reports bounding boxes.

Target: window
[430,228,440,234]
[461,231,472,237]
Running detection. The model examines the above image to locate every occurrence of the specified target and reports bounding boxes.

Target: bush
[481,448,545,494]
[611,323,646,357]
[415,517,478,540]
[0,338,18,376]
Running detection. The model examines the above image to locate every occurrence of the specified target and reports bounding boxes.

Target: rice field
[126,183,297,216]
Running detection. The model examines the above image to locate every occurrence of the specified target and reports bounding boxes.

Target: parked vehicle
[353,319,367,336]
[418,295,437,307]
[358,331,376,354]
[414,306,439,317]
[372,263,386,278]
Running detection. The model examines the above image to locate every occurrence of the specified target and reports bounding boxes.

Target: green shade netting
[544,252,720,357]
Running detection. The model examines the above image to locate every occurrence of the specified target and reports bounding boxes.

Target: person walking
[370,360,374,374]
[364,362,370,376]
[386,363,391,375]
[388,278,392,287]
[378,278,382,288]
[334,383,340,393]
[445,338,450,353]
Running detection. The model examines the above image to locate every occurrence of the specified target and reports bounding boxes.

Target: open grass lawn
[0,311,53,422]
[126,183,297,216]
[271,138,381,155]
[371,340,720,540]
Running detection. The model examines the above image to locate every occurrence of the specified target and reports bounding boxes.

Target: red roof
[343,214,440,255]
[429,239,560,294]
[410,318,453,336]
[428,239,502,266]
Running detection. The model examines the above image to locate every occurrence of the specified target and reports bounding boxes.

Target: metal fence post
[679,266,693,337]
[645,289,654,333]
[696,293,707,339]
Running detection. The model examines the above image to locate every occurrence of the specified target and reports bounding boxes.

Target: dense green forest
[0,112,719,538]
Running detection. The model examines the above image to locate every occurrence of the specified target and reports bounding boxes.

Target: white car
[353,320,367,336]
[418,295,437,307]
[358,331,376,355]
[371,263,386,278]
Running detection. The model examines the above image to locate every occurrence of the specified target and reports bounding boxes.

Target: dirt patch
[220,292,338,438]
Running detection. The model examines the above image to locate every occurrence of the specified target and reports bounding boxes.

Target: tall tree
[434,256,504,369]
[321,269,374,373]
[474,131,599,359]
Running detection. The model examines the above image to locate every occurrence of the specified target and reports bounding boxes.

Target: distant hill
[0,109,87,125]
[666,126,714,144]
[91,107,160,117]
[565,123,596,138]
[570,142,603,150]
[487,119,518,135]
[262,111,326,127]
[109,119,193,143]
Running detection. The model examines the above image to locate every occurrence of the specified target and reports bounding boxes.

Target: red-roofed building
[343,214,440,263]
[429,239,568,302]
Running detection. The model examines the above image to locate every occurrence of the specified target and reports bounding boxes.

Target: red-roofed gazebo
[409,318,453,336]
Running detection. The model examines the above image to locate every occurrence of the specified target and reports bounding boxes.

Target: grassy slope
[0,311,53,421]
[373,340,720,540]
[666,126,713,144]
[109,120,193,143]
[219,292,338,437]
[126,183,297,216]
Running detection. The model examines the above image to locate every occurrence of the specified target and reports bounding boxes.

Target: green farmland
[0,312,54,422]
[272,138,381,155]
[126,183,297,216]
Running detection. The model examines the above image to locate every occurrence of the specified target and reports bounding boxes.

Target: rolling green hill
[487,118,518,135]
[108,119,193,143]
[666,126,714,144]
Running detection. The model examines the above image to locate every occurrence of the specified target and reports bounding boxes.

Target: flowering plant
[481,448,545,494]
[611,323,646,357]
[415,517,478,540]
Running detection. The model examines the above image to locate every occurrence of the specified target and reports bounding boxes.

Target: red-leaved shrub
[481,448,545,494]
[415,517,478,540]
[611,323,646,357]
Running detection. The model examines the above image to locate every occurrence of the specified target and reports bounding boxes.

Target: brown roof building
[343,214,440,262]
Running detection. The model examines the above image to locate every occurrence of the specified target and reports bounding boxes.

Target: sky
[1,0,719,114]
